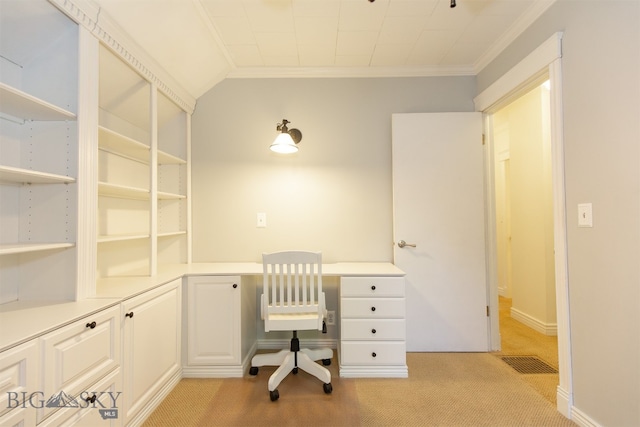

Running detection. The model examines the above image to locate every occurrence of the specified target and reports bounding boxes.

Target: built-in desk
[1,262,406,377]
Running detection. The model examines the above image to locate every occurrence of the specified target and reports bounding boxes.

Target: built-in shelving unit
[0,0,80,303]
[1,0,192,303]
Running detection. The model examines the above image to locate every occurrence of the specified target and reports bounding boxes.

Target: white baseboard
[570,405,602,427]
[510,307,557,336]
[127,369,182,427]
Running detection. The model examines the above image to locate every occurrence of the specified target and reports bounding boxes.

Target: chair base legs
[250,345,333,398]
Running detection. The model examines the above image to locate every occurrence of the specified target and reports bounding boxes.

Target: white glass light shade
[270,132,298,153]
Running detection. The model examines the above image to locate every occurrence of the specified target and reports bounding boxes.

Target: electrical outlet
[326,310,335,326]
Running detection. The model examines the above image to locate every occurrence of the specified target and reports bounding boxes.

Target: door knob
[398,240,416,248]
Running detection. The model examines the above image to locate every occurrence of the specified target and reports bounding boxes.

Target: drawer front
[0,340,38,418]
[340,276,405,297]
[341,319,405,341]
[340,341,406,365]
[39,305,120,423]
[38,368,121,427]
[341,298,405,318]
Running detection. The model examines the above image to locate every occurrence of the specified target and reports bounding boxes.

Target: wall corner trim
[474,32,563,113]
[50,0,196,114]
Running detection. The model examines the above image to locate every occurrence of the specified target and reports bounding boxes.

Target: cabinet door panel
[39,305,120,423]
[0,340,38,418]
[187,276,241,365]
[122,280,180,424]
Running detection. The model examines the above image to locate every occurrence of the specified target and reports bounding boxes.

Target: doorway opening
[475,32,572,417]
[490,79,560,404]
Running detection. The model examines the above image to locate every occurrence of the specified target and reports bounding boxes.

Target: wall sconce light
[270,119,302,154]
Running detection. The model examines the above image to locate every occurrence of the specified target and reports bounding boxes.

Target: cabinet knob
[371,329,377,334]
[372,352,377,358]
[371,306,376,312]
[125,312,134,318]
[371,285,376,291]
[86,321,97,329]
[233,284,238,288]
[85,394,97,404]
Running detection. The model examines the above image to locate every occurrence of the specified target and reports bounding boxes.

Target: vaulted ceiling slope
[90,0,556,100]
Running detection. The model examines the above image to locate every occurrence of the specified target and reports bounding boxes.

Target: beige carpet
[143,352,575,427]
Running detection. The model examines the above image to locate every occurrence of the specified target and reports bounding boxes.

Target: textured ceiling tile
[370,43,412,66]
[336,31,379,56]
[227,45,264,66]
[213,16,255,45]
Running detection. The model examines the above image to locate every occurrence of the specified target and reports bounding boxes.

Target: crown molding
[49,0,196,114]
[225,65,476,80]
[473,0,558,74]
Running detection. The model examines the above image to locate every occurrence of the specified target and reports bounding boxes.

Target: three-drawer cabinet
[339,276,408,378]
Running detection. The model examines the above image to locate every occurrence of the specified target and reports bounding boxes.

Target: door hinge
[486,306,490,316]
[482,134,486,145]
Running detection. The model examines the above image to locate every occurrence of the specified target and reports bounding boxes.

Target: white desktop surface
[1,262,404,352]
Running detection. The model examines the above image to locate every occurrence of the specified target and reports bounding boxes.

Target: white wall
[478,1,640,425]
[191,77,475,264]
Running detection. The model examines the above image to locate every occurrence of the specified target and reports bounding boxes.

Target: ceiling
[91,0,553,100]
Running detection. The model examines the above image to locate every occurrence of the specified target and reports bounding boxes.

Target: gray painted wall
[191,77,475,263]
[478,1,640,425]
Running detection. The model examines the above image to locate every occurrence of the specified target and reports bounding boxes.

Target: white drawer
[340,341,406,365]
[340,276,404,297]
[38,368,121,427]
[39,305,120,423]
[341,298,405,318]
[0,340,38,418]
[341,319,405,341]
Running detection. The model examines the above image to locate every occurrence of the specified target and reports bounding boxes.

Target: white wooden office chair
[249,251,333,401]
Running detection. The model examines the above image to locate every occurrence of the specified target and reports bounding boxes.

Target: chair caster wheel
[270,389,279,401]
[323,383,333,394]
[249,367,259,375]
[292,367,299,374]
[322,358,331,366]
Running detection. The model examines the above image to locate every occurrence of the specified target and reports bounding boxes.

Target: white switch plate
[257,212,266,228]
[578,203,593,227]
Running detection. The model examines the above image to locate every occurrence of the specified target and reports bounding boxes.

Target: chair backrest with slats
[262,251,324,332]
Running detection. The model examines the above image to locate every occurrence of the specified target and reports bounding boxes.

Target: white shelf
[158,231,187,238]
[98,126,150,163]
[0,82,76,122]
[0,165,75,184]
[98,234,150,243]
[158,191,186,200]
[158,150,186,165]
[99,181,149,200]
[0,242,75,256]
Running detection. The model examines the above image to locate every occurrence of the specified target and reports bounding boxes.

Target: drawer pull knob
[371,329,377,334]
[233,284,238,288]
[372,352,377,358]
[371,285,376,291]
[85,394,97,404]
[371,306,376,312]
[125,312,134,318]
[86,321,97,329]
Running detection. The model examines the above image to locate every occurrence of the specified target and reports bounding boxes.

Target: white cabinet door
[39,305,120,424]
[121,279,181,425]
[186,276,241,366]
[0,340,38,422]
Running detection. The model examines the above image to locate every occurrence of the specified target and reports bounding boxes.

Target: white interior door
[392,112,488,351]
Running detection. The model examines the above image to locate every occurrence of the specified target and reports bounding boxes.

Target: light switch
[578,203,592,227]
[257,212,266,228]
